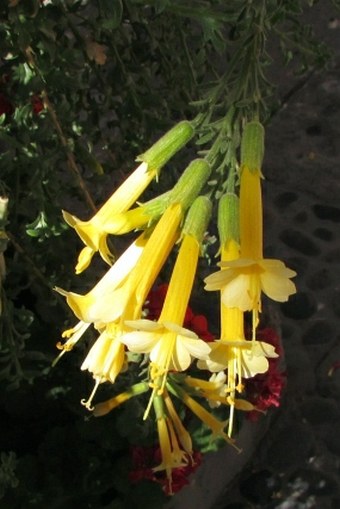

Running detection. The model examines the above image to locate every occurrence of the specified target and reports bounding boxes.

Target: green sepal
[218,193,239,246]
[136,121,194,173]
[169,159,211,210]
[240,121,265,172]
[183,196,212,244]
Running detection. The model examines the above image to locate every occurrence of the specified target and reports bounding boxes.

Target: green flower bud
[218,192,239,247]
[183,196,212,244]
[136,121,194,173]
[169,159,211,210]
[240,121,265,173]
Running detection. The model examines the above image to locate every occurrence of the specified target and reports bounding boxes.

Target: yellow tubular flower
[59,205,184,410]
[64,121,194,273]
[123,197,212,389]
[200,239,278,436]
[56,204,182,328]
[63,161,154,273]
[163,389,193,455]
[205,122,296,328]
[153,394,189,494]
[79,322,128,410]
[55,233,147,323]
[205,167,296,315]
[122,234,211,385]
[92,382,149,417]
[177,387,237,448]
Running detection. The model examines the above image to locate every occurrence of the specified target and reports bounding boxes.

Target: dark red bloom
[245,327,286,421]
[31,95,44,115]
[187,314,215,342]
[129,445,202,495]
[144,283,169,320]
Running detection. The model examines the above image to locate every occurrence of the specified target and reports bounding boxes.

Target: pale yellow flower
[122,320,210,374]
[80,322,128,410]
[56,233,147,323]
[201,239,278,436]
[63,161,156,272]
[57,204,182,325]
[205,257,296,312]
[122,234,211,387]
[198,336,278,375]
[205,166,296,314]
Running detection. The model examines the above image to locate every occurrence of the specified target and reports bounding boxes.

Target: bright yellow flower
[205,257,297,312]
[56,233,147,323]
[122,234,211,388]
[57,204,182,325]
[154,414,189,493]
[64,120,195,273]
[122,320,210,375]
[63,161,156,273]
[201,239,278,436]
[205,166,296,316]
[92,381,149,417]
[197,306,277,436]
[172,382,236,447]
[152,391,193,494]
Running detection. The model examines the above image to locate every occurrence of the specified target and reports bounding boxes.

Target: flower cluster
[55,120,296,493]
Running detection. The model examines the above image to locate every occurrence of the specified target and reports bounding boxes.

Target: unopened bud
[136,121,194,173]
[183,196,212,244]
[218,193,239,247]
[240,121,265,173]
[169,159,211,210]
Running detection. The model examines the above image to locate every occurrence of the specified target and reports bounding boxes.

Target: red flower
[245,327,286,421]
[144,283,169,320]
[186,314,215,342]
[129,445,202,495]
[31,95,44,115]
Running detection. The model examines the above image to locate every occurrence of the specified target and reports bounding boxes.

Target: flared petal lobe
[205,258,296,312]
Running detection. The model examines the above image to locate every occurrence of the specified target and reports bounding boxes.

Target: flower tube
[64,121,194,272]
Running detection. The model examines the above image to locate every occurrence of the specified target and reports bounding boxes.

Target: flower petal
[260,271,296,302]
[252,340,279,358]
[221,273,255,310]
[171,338,192,371]
[240,351,269,378]
[124,319,163,331]
[180,336,211,359]
[121,331,158,353]
[163,321,198,338]
[260,259,297,278]
[219,258,255,269]
[204,267,239,291]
